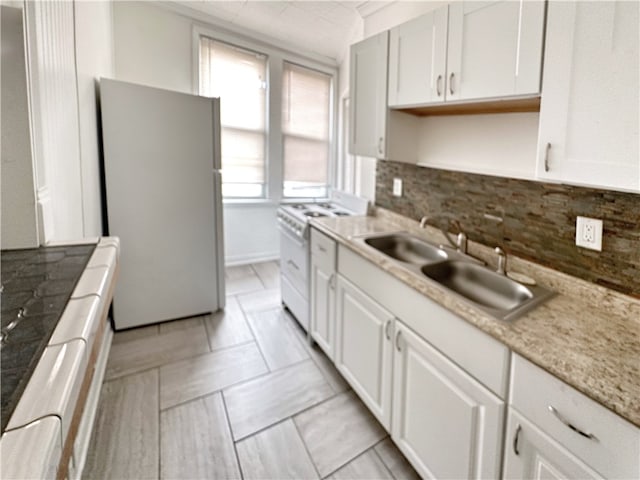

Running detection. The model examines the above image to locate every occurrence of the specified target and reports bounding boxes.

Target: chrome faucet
[419,216,468,254]
[495,247,507,275]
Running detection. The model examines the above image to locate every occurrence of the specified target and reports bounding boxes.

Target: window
[282,62,332,198]
[199,37,267,197]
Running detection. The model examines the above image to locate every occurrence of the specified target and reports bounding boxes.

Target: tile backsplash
[375,160,640,298]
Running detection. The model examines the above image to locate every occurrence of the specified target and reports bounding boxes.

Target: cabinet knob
[378,137,384,155]
[449,72,455,95]
[544,142,551,172]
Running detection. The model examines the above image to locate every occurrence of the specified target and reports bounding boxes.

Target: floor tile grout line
[220,391,245,480]
[237,295,275,373]
[291,415,323,479]
[250,262,269,290]
[106,338,262,384]
[231,389,343,443]
[371,443,397,480]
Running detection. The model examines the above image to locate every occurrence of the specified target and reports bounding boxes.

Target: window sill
[222,198,279,208]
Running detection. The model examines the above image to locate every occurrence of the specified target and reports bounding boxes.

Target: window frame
[192,25,338,204]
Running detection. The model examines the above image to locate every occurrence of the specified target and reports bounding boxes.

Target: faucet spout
[419,216,467,254]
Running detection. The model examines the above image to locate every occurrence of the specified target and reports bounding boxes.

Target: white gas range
[277,191,369,331]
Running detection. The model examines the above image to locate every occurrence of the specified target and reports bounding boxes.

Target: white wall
[1,5,39,248]
[75,0,115,237]
[112,1,280,264]
[113,1,192,94]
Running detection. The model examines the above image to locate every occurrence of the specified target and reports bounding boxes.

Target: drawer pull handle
[513,424,522,455]
[548,405,597,441]
[329,274,336,290]
[395,330,402,351]
[544,142,551,172]
[318,245,327,253]
[287,260,299,271]
[384,319,392,340]
[436,74,443,97]
[449,72,455,95]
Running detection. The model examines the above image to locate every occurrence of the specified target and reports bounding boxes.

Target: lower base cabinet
[392,322,505,479]
[503,409,602,479]
[335,275,394,430]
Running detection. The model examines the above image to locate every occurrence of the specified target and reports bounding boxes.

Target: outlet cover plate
[576,216,603,251]
[392,178,403,197]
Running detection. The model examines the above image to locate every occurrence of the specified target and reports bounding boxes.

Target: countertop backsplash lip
[309,210,640,428]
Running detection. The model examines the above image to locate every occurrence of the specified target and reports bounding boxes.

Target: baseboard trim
[225,252,280,267]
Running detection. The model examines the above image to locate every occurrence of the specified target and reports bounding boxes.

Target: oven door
[279,225,309,300]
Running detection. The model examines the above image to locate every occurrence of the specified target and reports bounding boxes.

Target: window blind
[199,37,267,197]
[282,62,331,198]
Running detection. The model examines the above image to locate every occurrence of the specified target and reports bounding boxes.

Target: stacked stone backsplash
[375,160,640,298]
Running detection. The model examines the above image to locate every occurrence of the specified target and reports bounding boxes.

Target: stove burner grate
[304,211,327,218]
[291,204,307,210]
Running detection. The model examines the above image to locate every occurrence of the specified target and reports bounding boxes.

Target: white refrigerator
[100,78,225,330]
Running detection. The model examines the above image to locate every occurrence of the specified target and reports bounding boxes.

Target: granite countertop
[0,243,97,434]
[311,209,640,428]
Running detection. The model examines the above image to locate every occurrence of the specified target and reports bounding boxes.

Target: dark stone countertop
[1,243,96,434]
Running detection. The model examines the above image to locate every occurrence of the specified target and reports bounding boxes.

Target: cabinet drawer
[510,354,640,479]
[310,228,336,271]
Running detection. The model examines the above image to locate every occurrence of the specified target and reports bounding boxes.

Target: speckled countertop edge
[310,209,640,428]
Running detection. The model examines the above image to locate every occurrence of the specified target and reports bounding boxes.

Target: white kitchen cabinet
[349,31,389,158]
[310,228,337,359]
[536,1,640,192]
[335,275,394,430]
[388,7,448,107]
[392,321,504,479]
[503,409,602,480]
[446,1,546,102]
[506,354,640,479]
[349,31,420,162]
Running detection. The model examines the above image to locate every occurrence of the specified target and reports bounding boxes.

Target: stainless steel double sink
[359,232,554,322]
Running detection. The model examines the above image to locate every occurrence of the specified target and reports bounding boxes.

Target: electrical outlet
[576,216,603,251]
[392,178,403,197]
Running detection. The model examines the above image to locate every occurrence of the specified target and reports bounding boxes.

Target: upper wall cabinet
[349,31,389,158]
[447,1,545,102]
[388,7,448,107]
[388,1,546,109]
[349,32,420,161]
[536,1,639,192]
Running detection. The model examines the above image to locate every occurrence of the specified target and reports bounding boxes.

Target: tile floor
[83,261,420,479]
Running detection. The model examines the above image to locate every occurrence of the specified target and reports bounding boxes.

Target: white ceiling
[173,1,393,61]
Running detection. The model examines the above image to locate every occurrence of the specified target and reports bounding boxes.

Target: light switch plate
[392,178,403,197]
[576,216,603,251]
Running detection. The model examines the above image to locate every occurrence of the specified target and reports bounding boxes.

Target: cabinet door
[310,257,335,359]
[388,7,448,107]
[349,31,389,158]
[536,1,639,192]
[392,322,504,479]
[335,275,393,430]
[503,409,603,480]
[447,1,545,101]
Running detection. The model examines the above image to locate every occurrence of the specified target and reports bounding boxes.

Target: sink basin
[364,233,448,265]
[421,261,554,319]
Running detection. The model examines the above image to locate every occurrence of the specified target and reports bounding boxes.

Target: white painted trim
[225,252,280,267]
